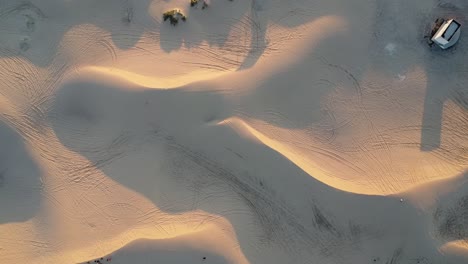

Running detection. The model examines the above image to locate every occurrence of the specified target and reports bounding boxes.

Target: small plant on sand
[163,9,186,26]
[190,0,209,9]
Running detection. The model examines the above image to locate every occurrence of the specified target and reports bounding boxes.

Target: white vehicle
[431,19,461,49]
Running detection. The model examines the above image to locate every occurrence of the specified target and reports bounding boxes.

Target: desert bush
[163,9,186,26]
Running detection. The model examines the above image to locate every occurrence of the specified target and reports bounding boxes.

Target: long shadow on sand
[419,2,468,151]
[369,0,468,152]
[79,238,230,264]
[240,0,468,155]
[158,0,324,70]
[0,0,308,70]
[47,1,468,262]
[0,0,153,66]
[48,73,467,263]
[0,120,42,223]
[0,0,352,71]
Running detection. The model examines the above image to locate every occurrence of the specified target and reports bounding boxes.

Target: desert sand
[0,0,467,263]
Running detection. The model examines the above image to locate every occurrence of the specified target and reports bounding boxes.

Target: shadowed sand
[0,0,467,263]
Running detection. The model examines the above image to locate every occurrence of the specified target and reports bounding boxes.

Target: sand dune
[0,0,467,263]
[77,223,249,264]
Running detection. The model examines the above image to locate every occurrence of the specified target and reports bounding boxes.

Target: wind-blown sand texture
[0,0,467,263]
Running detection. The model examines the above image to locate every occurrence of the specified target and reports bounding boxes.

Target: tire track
[97,38,118,62]
[162,135,357,255]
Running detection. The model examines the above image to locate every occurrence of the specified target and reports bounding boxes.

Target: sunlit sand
[0,0,467,263]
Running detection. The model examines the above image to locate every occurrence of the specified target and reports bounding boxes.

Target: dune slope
[0,0,467,263]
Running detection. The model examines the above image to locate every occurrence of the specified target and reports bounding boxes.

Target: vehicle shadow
[421,3,468,151]
[238,0,468,157]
